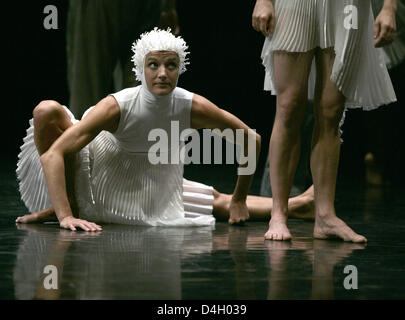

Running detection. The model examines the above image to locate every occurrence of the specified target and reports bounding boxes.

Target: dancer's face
[144,51,180,95]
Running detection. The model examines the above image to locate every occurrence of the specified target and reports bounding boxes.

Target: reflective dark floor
[1,157,405,300]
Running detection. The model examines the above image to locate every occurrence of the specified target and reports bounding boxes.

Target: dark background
[3,0,405,191]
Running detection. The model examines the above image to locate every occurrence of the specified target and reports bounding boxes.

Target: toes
[282,233,292,241]
[352,235,367,243]
[342,228,367,243]
[16,216,27,223]
[264,231,273,240]
[265,232,291,241]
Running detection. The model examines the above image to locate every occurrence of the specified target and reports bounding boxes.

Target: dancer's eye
[166,62,178,70]
[148,62,158,68]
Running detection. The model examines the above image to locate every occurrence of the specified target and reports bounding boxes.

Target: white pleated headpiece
[131,27,190,81]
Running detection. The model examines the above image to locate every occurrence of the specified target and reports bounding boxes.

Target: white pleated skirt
[262,0,397,110]
[16,107,215,227]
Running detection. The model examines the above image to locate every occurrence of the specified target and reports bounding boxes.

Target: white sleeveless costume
[16,85,216,227]
[261,0,397,110]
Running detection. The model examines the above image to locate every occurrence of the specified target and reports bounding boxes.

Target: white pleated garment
[262,0,397,110]
[16,86,215,227]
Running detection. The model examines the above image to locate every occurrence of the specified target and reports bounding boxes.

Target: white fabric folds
[262,0,397,110]
[16,104,215,227]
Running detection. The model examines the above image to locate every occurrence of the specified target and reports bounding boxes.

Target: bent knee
[33,100,72,129]
[33,100,64,121]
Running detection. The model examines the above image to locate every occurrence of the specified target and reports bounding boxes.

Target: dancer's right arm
[40,96,120,231]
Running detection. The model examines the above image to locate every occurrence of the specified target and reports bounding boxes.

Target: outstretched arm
[374,0,397,47]
[40,96,120,231]
[191,94,261,224]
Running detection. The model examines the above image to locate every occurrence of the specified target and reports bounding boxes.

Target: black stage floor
[1,156,404,300]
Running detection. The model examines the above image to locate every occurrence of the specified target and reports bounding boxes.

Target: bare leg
[311,48,366,243]
[16,100,76,224]
[265,50,315,240]
[213,185,314,221]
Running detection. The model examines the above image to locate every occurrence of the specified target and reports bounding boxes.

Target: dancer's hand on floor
[228,199,249,225]
[59,216,102,232]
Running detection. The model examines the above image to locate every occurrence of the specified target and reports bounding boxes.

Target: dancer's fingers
[374,20,381,40]
[252,16,259,32]
[259,16,269,36]
[81,221,100,231]
[90,223,102,231]
[269,14,275,33]
[78,223,90,232]
[87,222,102,231]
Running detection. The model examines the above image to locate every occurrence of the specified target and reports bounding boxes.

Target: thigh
[313,47,345,109]
[273,50,316,98]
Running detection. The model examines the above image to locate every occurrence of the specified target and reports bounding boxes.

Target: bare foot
[15,208,57,224]
[288,186,315,220]
[228,199,249,225]
[265,218,292,241]
[16,213,40,224]
[314,215,367,243]
[289,198,315,220]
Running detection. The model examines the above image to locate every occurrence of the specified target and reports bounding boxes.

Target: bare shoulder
[192,93,207,110]
[80,95,121,133]
[191,94,225,129]
[99,95,121,118]
[191,94,218,115]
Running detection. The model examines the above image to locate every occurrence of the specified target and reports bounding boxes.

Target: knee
[33,100,63,123]
[276,94,306,130]
[317,98,345,128]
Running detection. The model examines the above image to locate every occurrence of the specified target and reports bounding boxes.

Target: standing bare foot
[265,217,292,241]
[314,215,367,243]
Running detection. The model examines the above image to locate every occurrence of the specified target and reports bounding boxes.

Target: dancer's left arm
[374,0,397,47]
[191,94,261,224]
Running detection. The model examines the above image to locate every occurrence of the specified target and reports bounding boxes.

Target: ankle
[270,212,288,223]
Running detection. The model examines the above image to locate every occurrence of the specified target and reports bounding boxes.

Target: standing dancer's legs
[311,47,366,242]
[16,100,76,224]
[265,50,315,240]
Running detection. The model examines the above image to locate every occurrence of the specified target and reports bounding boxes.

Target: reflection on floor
[1,157,405,299]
